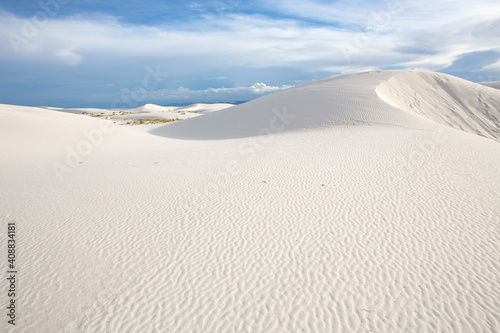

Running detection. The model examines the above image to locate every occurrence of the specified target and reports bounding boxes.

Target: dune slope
[376,71,500,141]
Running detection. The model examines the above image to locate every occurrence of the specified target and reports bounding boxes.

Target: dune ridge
[376,71,500,141]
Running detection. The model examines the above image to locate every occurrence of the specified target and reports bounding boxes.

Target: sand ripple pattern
[2,126,499,333]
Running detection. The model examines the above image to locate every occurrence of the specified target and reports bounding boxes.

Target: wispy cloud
[483,60,500,71]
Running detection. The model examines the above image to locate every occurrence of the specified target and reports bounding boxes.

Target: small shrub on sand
[125,118,182,125]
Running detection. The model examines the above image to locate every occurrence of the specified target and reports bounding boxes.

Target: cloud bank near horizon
[0,0,499,107]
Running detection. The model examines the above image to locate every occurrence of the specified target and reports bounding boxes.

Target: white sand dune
[1,71,500,332]
[47,103,172,115]
[128,103,171,113]
[376,72,500,140]
[125,103,233,114]
[112,103,233,122]
[44,106,116,115]
[39,103,233,124]
[152,71,500,141]
[480,81,500,90]
[174,103,235,113]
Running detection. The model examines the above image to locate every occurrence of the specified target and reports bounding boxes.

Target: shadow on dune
[148,94,303,140]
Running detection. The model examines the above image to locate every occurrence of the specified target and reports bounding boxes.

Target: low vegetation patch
[81,112,182,125]
[124,118,181,125]
[82,111,130,117]
[82,112,107,117]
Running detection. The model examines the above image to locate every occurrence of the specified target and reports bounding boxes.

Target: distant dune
[480,81,500,90]
[1,71,499,332]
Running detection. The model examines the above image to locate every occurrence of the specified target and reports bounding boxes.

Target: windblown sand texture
[1,71,499,332]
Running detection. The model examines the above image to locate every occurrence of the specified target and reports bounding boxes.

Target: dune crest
[376,71,500,141]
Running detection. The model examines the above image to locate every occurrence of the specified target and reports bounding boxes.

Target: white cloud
[0,0,499,105]
[207,83,293,94]
[483,60,500,71]
[53,48,83,66]
[1,2,498,73]
[148,83,293,99]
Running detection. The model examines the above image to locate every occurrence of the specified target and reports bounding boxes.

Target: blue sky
[1,0,500,108]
